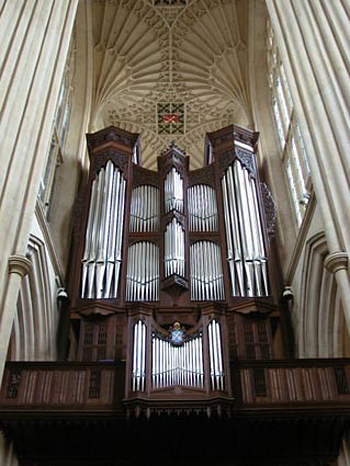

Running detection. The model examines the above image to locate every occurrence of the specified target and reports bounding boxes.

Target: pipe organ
[129,185,159,232]
[222,159,268,297]
[190,241,224,301]
[126,242,159,301]
[131,319,225,392]
[132,320,146,391]
[188,184,218,231]
[81,160,126,299]
[164,167,183,213]
[75,125,270,304]
[151,331,204,389]
[71,124,278,406]
[6,125,345,466]
[164,218,185,278]
[208,319,225,390]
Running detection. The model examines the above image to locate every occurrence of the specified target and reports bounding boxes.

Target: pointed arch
[299,232,349,358]
[9,235,58,361]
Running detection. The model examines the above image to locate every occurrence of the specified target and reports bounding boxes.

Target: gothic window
[39,44,75,219]
[267,23,311,227]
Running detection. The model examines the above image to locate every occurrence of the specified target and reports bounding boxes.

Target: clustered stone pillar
[266,0,350,332]
[0,0,79,382]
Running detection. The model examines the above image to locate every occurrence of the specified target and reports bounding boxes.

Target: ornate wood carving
[157,143,189,177]
[163,210,186,227]
[261,182,277,237]
[91,150,129,176]
[87,126,139,151]
[71,187,87,239]
[188,165,216,188]
[162,274,188,291]
[132,165,160,187]
[235,147,256,176]
[218,150,235,172]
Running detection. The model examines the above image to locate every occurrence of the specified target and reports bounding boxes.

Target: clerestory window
[39,44,74,220]
[267,22,311,227]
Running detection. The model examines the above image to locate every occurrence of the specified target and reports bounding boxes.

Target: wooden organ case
[70,124,281,409]
[1,125,350,466]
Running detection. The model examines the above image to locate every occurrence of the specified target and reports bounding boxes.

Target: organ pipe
[126,242,159,301]
[208,320,224,391]
[222,159,268,297]
[132,320,146,391]
[164,167,183,213]
[190,241,225,301]
[130,185,159,232]
[188,184,218,231]
[81,160,126,299]
[164,218,185,277]
[152,333,204,389]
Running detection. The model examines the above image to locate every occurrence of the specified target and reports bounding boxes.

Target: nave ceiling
[90,0,252,169]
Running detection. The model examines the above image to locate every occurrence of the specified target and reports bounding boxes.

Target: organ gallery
[70,123,275,391]
[1,124,349,465]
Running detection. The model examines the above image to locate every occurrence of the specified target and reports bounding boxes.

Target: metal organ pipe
[81,160,126,299]
[126,242,159,301]
[132,320,146,391]
[208,320,224,391]
[222,158,268,297]
[223,166,244,295]
[188,184,218,231]
[130,185,159,232]
[250,175,269,294]
[164,218,185,277]
[151,333,204,389]
[190,241,224,301]
[164,167,183,213]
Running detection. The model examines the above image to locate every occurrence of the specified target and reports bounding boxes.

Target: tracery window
[267,23,311,227]
[39,43,75,219]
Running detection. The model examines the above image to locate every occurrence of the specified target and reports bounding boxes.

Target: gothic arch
[9,235,57,361]
[299,232,349,358]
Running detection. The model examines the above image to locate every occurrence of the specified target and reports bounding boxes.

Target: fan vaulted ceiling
[91,0,252,169]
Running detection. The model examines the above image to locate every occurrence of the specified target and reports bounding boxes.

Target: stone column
[0,0,78,380]
[0,256,32,382]
[266,0,350,329]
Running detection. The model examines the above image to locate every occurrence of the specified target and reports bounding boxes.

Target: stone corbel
[8,254,32,278]
[324,251,350,274]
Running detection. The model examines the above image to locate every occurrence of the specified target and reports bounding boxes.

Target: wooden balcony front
[1,359,349,464]
[233,358,350,416]
[0,358,349,417]
[0,361,125,418]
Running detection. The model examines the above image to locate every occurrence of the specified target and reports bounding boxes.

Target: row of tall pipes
[190,241,225,301]
[81,159,268,300]
[131,320,225,391]
[81,160,126,299]
[164,167,183,213]
[188,184,218,231]
[164,218,185,277]
[152,333,204,389]
[132,320,146,391]
[129,185,159,232]
[222,159,268,297]
[208,319,225,390]
[126,242,159,301]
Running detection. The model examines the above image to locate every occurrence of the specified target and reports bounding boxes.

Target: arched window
[267,22,311,227]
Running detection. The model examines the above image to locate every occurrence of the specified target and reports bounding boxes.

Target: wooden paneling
[235,359,350,406]
[1,359,350,414]
[0,362,124,411]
